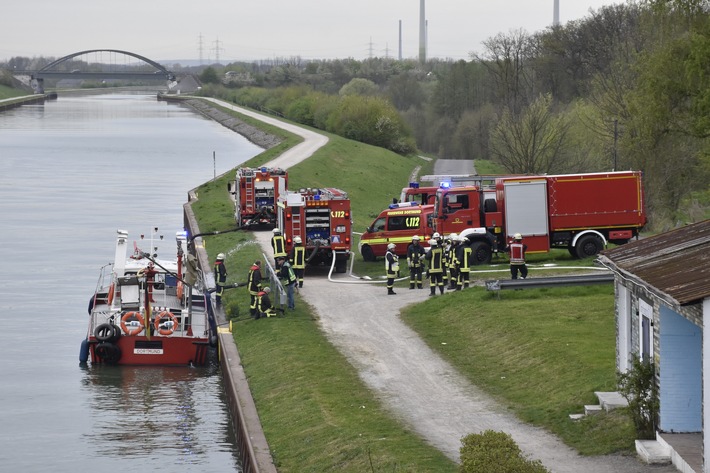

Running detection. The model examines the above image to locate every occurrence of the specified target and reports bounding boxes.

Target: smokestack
[553,0,560,26]
[419,0,426,63]
[399,20,402,60]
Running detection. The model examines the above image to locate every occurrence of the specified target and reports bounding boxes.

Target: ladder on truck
[419,174,499,190]
[239,168,255,214]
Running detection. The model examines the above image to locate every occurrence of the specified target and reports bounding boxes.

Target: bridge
[20,49,176,93]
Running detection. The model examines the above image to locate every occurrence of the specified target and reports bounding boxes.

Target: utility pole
[212,37,224,64]
[198,33,204,65]
[613,119,619,171]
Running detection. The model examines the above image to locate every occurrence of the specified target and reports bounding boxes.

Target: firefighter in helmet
[455,235,472,289]
[289,235,306,288]
[256,286,276,319]
[505,233,528,279]
[247,260,263,318]
[385,242,399,295]
[407,235,426,289]
[271,228,287,268]
[213,253,227,305]
[425,238,445,296]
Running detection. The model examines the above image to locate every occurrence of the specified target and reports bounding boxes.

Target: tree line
[4,0,708,229]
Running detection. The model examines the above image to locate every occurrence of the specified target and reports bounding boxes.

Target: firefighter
[289,235,306,288]
[271,228,287,268]
[446,233,459,290]
[277,256,297,310]
[505,233,528,280]
[385,242,399,295]
[213,253,227,305]
[256,286,276,319]
[406,235,425,289]
[455,235,472,290]
[247,260,263,318]
[425,239,445,296]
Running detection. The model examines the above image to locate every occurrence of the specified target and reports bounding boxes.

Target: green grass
[0,84,33,101]
[401,284,636,455]
[188,99,638,468]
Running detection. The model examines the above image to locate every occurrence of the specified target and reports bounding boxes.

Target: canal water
[0,92,261,472]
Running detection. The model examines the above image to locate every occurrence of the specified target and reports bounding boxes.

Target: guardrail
[486,273,614,293]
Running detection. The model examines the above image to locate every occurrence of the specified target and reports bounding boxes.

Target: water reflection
[80,355,241,470]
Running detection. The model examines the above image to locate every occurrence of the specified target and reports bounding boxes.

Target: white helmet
[293,236,302,244]
[432,232,441,239]
[513,233,522,240]
[387,243,396,250]
[412,235,420,241]
[217,253,225,260]
[272,228,281,234]
[428,239,438,246]
[448,233,458,241]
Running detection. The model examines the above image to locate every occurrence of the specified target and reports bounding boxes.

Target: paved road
[206,98,676,472]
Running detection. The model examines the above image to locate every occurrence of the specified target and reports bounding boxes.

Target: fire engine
[359,202,434,260]
[398,174,501,206]
[229,167,288,227]
[431,171,646,264]
[277,188,352,273]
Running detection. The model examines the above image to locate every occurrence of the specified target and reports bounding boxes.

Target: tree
[338,78,378,97]
[199,66,220,84]
[490,94,571,174]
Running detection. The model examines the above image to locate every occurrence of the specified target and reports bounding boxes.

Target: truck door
[440,190,476,235]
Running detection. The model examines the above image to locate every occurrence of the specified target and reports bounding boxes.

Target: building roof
[598,219,710,306]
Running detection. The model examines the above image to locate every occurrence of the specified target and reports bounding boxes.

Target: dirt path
[204,98,675,472]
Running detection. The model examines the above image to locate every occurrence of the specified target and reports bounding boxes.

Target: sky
[3,0,625,63]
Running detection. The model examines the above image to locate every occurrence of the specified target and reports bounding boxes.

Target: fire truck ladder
[291,209,302,238]
[243,176,254,213]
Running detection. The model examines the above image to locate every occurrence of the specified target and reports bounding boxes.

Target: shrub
[617,358,659,439]
[459,430,549,473]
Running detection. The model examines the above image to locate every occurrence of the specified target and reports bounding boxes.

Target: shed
[597,219,710,473]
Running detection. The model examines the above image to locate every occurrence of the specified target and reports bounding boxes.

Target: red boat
[81,229,217,366]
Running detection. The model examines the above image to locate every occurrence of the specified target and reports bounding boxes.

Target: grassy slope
[190,102,636,470]
[191,107,457,472]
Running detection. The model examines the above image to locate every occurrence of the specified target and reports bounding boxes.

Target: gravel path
[204,98,676,472]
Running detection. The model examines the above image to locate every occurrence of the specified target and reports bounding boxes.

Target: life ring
[154,311,178,336]
[120,311,145,336]
[176,281,183,300]
[107,283,115,305]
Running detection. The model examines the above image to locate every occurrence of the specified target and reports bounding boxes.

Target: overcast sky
[3,0,624,63]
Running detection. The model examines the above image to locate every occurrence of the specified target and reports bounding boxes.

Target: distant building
[223,71,256,86]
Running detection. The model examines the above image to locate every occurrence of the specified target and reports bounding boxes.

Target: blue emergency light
[439,181,451,189]
[409,182,419,188]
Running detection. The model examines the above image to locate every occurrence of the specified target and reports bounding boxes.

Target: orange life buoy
[107,283,115,305]
[176,281,183,300]
[154,311,178,336]
[120,311,145,336]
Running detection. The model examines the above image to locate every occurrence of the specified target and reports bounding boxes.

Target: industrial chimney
[419,0,426,63]
[553,0,560,26]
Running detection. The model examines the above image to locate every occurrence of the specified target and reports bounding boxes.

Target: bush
[459,430,549,473]
[617,358,658,439]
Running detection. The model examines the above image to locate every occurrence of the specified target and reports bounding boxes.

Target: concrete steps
[636,439,672,465]
[568,391,629,420]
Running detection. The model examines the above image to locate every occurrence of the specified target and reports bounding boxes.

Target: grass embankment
[190,102,636,470]
[0,84,29,100]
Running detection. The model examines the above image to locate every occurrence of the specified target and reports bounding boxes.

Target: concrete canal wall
[183,193,277,473]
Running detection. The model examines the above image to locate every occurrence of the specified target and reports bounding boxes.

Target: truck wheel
[361,245,376,262]
[575,234,603,259]
[469,241,492,265]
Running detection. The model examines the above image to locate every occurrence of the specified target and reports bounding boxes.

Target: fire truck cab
[359,202,434,261]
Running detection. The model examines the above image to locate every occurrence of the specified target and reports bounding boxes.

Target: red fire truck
[277,188,352,273]
[398,174,502,206]
[431,171,646,264]
[230,167,288,228]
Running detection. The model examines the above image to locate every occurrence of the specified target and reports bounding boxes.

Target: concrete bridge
[18,49,176,93]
